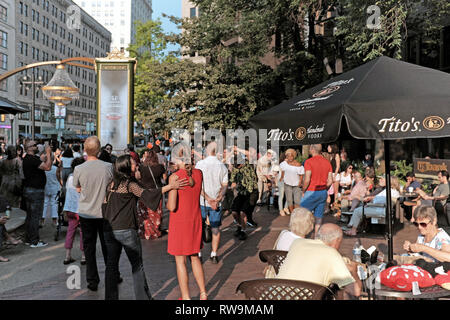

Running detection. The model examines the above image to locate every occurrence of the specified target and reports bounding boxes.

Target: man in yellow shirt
[276,223,362,298]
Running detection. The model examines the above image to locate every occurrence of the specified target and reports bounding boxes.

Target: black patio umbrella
[250,56,450,262]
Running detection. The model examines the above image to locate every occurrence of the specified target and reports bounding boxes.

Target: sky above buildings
[152,0,181,55]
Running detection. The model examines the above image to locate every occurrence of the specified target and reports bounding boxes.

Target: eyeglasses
[413,221,429,228]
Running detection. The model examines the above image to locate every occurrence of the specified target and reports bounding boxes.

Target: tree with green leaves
[335,0,450,68]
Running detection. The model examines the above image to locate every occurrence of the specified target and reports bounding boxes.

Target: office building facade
[74,0,152,56]
[14,0,111,140]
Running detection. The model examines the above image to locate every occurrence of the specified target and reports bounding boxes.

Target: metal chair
[259,250,288,275]
[236,278,340,300]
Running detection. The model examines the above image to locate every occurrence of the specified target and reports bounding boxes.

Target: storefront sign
[414,158,450,177]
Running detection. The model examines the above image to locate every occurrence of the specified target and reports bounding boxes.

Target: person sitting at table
[340,171,367,212]
[273,207,315,251]
[276,223,362,299]
[338,164,354,195]
[400,172,423,221]
[364,167,376,194]
[413,170,449,221]
[343,175,400,236]
[403,205,450,263]
[405,172,422,192]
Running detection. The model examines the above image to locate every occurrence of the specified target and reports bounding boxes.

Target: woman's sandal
[0,256,10,262]
[200,292,208,300]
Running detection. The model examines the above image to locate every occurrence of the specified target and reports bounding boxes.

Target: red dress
[167,169,203,256]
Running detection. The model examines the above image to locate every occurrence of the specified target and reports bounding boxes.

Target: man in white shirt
[196,142,228,264]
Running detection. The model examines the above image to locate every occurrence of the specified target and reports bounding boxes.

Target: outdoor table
[374,284,450,300]
[401,192,419,199]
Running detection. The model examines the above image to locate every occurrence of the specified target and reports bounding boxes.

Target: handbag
[201,174,213,243]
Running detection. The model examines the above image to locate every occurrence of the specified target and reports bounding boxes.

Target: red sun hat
[380,264,435,291]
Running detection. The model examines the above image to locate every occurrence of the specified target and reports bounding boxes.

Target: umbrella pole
[384,140,394,262]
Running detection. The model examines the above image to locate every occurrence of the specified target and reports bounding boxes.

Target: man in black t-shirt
[23,140,52,247]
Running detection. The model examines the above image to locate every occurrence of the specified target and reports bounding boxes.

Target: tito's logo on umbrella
[312,86,340,98]
[378,116,446,133]
[295,127,307,140]
[423,116,445,131]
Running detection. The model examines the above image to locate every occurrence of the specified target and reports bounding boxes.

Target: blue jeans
[104,228,151,300]
[300,190,328,219]
[23,187,45,245]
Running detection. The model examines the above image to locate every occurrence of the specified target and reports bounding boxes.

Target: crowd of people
[2,135,450,300]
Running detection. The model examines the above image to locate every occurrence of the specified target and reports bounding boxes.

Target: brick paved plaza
[0,206,422,300]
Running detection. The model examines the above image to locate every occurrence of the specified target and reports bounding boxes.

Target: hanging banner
[96,49,136,152]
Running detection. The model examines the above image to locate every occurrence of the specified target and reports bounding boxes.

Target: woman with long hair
[137,149,167,239]
[166,142,207,300]
[60,147,74,187]
[103,154,188,300]
[326,144,341,213]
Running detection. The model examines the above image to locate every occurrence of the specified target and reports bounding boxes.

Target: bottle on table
[353,239,362,263]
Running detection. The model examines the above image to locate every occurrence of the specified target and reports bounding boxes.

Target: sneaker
[30,241,48,248]
[246,220,257,228]
[210,256,219,264]
[238,231,248,240]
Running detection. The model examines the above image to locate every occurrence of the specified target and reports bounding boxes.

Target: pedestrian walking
[102,154,187,300]
[23,141,52,247]
[167,142,208,300]
[195,142,228,263]
[63,157,86,265]
[73,136,113,292]
[300,144,333,236]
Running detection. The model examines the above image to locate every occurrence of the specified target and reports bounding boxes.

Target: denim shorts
[300,190,328,219]
[200,205,222,228]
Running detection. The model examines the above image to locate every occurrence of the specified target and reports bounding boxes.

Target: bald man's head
[317,223,343,249]
[85,136,101,157]
[309,144,322,155]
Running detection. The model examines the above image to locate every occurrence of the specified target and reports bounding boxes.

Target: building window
[0,53,7,70]
[0,31,7,48]
[190,7,196,18]
[0,80,7,91]
[0,5,6,21]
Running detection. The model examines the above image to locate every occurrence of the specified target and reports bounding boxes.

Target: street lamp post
[19,73,44,140]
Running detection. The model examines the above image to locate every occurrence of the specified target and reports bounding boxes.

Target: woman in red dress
[167,142,207,300]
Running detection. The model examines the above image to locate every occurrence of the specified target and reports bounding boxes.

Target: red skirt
[137,200,162,240]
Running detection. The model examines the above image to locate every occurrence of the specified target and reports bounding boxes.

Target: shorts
[200,205,222,228]
[300,190,328,219]
[231,192,257,216]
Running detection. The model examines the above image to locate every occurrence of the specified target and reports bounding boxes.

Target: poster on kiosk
[96,49,136,153]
